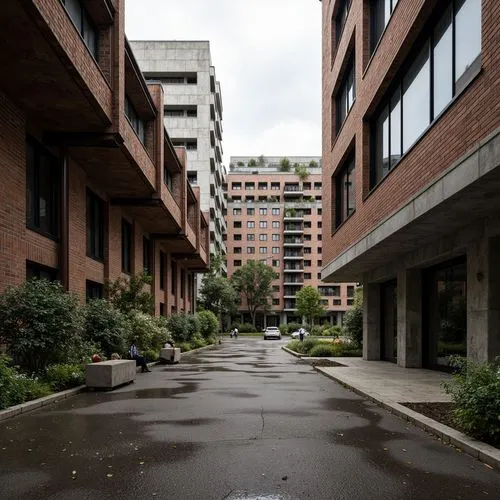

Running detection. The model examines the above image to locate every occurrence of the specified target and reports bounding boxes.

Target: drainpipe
[60,153,69,291]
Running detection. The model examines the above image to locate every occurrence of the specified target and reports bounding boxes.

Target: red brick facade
[0,0,209,314]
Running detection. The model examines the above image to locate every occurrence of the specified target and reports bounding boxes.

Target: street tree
[344,287,363,347]
[295,286,325,327]
[231,260,275,327]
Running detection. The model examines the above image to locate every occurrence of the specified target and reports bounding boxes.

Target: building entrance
[380,280,397,363]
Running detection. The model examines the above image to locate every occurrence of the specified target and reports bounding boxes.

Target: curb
[0,385,86,423]
[179,342,220,357]
[314,366,500,471]
[281,346,304,358]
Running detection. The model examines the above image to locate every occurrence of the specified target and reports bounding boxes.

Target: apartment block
[320,0,500,368]
[130,40,227,270]
[227,157,354,327]
[0,0,209,314]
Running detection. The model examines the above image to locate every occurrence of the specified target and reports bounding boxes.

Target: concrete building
[227,157,354,327]
[129,40,227,271]
[320,0,500,368]
[0,0,209,313]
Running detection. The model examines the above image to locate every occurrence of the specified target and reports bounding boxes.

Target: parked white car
[291,329,310,339]
[263,326,281,340]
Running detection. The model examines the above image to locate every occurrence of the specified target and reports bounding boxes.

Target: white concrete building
[130,40,227,271]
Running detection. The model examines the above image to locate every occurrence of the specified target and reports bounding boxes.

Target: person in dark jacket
[129,341,151,373]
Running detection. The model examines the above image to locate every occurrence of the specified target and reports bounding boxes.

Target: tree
[344,287,363,347]
[248,158,257,167]
[105,272,154,315]
[309,160,319,169]
[231,261,275,327]
[258,154,266,166]
[295,286,325,326]
[279,157,291,172]
[294,163,309,180]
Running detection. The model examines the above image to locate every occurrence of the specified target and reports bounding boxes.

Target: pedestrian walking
[299,327,305,342]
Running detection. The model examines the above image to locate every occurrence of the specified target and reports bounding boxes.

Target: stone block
[85,360,136,389]
[160,347,181,364]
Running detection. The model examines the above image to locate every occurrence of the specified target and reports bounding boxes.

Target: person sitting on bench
[129,340,151,373]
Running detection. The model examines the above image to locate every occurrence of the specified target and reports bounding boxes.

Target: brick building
[227,157,355,327]
[0,0,209,314]
[320,0,500,368]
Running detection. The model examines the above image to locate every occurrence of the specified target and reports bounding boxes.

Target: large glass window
[335,0,352,44]
[125,97,145,144]
[61,0,98,58]
[26,140,60,238]
[86,189,105,261]
[371,0,481,187]
[121,219,132,274]
[143,237,152,275]
[86,280,103,301]
[371,0,399,52]
[26,261,59,282]
[336,56,355,132]
[335,155,356,228]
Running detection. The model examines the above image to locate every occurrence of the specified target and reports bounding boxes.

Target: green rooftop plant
[309,160,319,168]
[294,163,309,181]
[279,157,291,172]
[248,158,257,167]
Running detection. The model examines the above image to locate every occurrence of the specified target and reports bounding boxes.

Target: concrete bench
[159,347,181,364]
[85,360,136,390]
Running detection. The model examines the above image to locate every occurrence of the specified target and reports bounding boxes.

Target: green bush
[84,299,131,357]
[176,342,192,353]
[279,325,288,335]
[167,313,199,343]
[190,335,207,349]
[44,363,85,392]
[310,325,323,336]
[128,312,170,352]
[142,349,159,362]
[197,310,219,338]
[309,344,337,357]
[286,340,306,354]
[303,338,319,352]
[344,288,363,348]
[443,356,500,445]
[0,356,51,410]
[0,279,84,373]
[239,322,257,333]
[105,272,155,315]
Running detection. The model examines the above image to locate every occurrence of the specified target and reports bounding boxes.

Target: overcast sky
[125,0,322,164]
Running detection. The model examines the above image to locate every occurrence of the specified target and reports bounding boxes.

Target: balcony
[284,252,304,260]
[283,224,304,234]
[283,279,304,286]
[284,185,303,198]
[283,237,304,247]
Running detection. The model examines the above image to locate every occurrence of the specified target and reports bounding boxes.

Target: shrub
[197,310,219,338]
[128,312,170,352]
[344,288,363,348]
[0,279,84,373]
[239,322,257,333]
[443,356,500,445]
[44,363,85,392]
[286,340,306,354]
[310,325,323,336]
[84,299,131,357]
[309,344,337,357]
[142,349,159,362]
[0,356,51,410]
[279,325,288,336]
[190,335,206,349]
[287,322,302,334]
[167,313,199,343]
[105,272,154,315]
[303,338,319,352]
[177,342,192,353]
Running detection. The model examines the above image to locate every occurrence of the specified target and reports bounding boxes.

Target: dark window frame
[370,0,400,54]
[125,96,146,144]
[335,0,352,45]
[26,138,61,240]
[370,0,482,190]
[335,53,356,134]
[335,154,356,229]
[121,219,133,274]
[143,236,153,275]
[86,189,105,262]
[86,280,103,301]
[159,250,166,290]
[60,0,99,59]
[26,260,59,282]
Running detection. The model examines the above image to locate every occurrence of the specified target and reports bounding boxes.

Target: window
[247,234,255,241]
[371,0,481,187]
[304,260,311,267]
[259,234,267,241]
[187,172,198,185]
[259,247,268,254]
[273,285,280,292]
[272,234,280,241]
[314,182,322,190]
[171,139,197,150]
[272,299,280,306]
[159,251,165,289]
[272,259,280,267]
[304,221,312,229]
[144,237,153,275]
[164,105,197,117]
[234,234,242,241]
[272,247,280,254]
[258,182,268,190]
[61,0,98,58]
[259,208,267,215]
[334,299,342,305]
[125,97,145,144]
[247,221,255,228]
[259,221,267,228]
[271,182,280,190]
[247,247,255,254]
[234,247,242,254]
[26,139,60,238]
[171,262,177,294]
[272,221,280,228]
[371,0,399,52]
[335,0,352,44]
[318,235,323,241]
[304,273,312,279]
[318,247,322,254]
[180,269,185,299]
[234,221,242,228]
[245,182,255,190]
[318,260,323,266]
[317,273,322,279]
[26,261,59,282]
[232,182,242,190]
[161,73,197,85]
[317,222,322,228]
[347,285,355,297]
[335,155,356,227]
[247,208,255,215]
[164,168,174,192]
[233,208,242,215]
[86,189,105,261]
[272,208,280,215]
[303,182,311,190]
[159,303,165,316]
[319,286,341,296]
[121,219,132,273]
[86,280,103,301]
[234,260,242,267]
[304,247,312,254]
[246,196,255,202]
[336,55,355,133]
[347,299,354,306]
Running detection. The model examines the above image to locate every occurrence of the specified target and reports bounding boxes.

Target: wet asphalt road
[1,339,500,500]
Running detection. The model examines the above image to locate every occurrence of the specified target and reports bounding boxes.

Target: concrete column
[397,268,423,368]
[363,278,381,360]
[467,235,500,361]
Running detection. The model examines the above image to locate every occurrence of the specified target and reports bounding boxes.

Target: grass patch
[285,338,361,358]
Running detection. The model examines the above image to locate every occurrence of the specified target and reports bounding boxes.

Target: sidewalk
[309,356,500,469]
